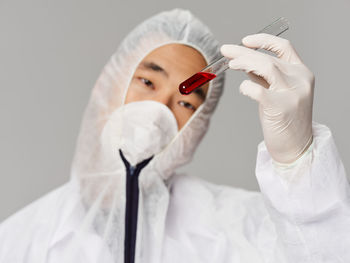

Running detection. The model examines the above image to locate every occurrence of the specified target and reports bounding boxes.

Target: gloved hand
[221,33,314,164]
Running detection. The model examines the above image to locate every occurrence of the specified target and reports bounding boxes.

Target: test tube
[179,17,290,95]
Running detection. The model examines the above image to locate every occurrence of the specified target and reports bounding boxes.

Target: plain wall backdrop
[1,0,349,221]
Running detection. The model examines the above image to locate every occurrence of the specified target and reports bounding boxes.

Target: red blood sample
[179,72,216,95]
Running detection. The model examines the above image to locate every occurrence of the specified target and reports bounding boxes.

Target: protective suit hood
[71,8,225,181]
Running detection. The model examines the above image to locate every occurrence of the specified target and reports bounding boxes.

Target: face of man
[125,44,209,130]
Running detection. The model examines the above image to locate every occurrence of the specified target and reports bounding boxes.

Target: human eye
[178,100,196,111]
[139,77,154,89]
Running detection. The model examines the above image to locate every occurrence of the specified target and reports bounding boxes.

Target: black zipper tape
[120,149,153,263]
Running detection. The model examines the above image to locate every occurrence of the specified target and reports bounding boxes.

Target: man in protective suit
[1,9,350,263]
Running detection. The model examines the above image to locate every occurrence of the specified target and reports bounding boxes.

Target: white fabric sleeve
[255,122,350,262]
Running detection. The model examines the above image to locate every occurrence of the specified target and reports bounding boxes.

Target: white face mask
[100,100,178,166]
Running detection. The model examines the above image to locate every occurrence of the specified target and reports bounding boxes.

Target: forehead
[141,44,207,75]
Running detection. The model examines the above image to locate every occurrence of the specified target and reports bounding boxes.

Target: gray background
[1,0,349,221]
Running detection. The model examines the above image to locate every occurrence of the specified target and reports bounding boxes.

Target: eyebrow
[193,87,206,101]
[140,61,169,78]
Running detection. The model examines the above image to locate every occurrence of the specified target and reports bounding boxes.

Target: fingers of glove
[221,44,258,59]
[247,72,269,89]
[242,33,303,64]
[239,79,266,103]
[228,54,284,86]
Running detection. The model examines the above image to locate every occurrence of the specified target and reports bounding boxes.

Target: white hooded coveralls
[1,9,350,263]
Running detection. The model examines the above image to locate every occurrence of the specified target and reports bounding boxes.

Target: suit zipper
[120,150,153,263]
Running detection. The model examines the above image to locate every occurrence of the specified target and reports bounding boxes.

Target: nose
[152,90,173,108]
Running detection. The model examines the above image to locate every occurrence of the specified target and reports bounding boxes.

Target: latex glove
[221,33,314,164]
